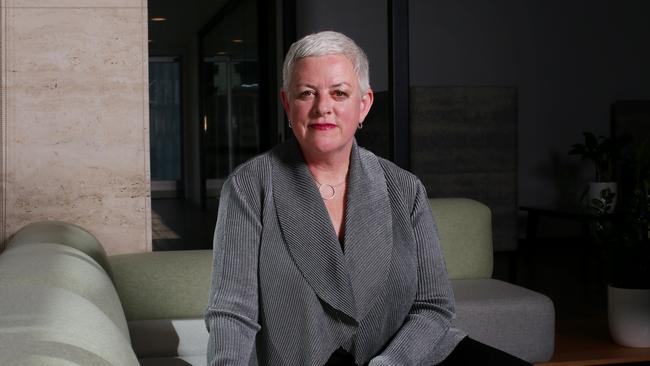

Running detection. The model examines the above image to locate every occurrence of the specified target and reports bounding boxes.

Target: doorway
[148,0,282,250]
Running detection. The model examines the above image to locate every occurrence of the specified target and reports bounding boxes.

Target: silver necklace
[315,179,346,200]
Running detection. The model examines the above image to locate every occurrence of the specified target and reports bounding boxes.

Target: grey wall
[288,0,650,207]
[295,0,389,92]
[409,0,650,206]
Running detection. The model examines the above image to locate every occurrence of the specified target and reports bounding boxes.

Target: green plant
[595,141,650,288]
[569,132,626,182]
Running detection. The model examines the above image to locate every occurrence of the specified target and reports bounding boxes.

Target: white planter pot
[608,285,650,347]
[588,182,618,213]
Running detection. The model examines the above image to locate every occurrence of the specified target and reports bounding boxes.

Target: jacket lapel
[344,144,393,320]
[271,139,358,322]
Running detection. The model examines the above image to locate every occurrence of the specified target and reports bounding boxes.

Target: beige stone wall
[0,0,151,254]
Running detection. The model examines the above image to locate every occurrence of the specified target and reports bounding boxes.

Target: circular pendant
[318,184,336,200]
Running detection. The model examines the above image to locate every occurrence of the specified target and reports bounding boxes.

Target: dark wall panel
[411,86,517,251]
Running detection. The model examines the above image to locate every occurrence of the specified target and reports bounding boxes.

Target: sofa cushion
[429,198,494,279]
[130,318,208,358]
[0,242,129,340]
[0,284,138,366]
[452,278,555,363]
[139,355,206,366]
[109,250,212,320]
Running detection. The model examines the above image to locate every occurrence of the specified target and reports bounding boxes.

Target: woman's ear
[280,89,291,116]
[358,88,374,122]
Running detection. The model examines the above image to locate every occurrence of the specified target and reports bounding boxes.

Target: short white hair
[282,31,370,94]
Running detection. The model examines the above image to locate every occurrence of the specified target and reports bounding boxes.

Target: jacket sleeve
[368,180,456,366]
[205,174,262,365]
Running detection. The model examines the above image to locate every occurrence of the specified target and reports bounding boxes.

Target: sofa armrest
[0,221,138,366]
[7,220,112,277]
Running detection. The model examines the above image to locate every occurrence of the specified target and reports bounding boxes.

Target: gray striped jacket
[206,139,466,366]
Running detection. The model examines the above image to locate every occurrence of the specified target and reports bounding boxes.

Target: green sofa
[0,198,554,365]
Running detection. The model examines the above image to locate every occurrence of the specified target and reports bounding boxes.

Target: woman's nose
[313,94,333,115]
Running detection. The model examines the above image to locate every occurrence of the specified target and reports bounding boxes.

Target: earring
[288,120,293,129]
[358,122,363,130]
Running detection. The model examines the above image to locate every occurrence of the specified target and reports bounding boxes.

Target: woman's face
[281,54,373,160]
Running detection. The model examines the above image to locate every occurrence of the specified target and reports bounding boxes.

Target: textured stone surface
[1,2,6,250]
[1,1,150,254]
[4,0,140,7]
[411,87,517,251]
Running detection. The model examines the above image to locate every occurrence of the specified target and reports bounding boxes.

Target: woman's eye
[333,90,347,98]
[299,90,314,98]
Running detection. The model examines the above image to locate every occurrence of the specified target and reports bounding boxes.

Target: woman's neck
[302,147,352,185]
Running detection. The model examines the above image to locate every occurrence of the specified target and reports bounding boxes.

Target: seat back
[429,198,493,279]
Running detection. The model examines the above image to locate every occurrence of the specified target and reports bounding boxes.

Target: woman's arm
[369,180,456,366]
[205,175,262,365]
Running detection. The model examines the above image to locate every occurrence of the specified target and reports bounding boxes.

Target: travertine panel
[4,0,140,7]
[1,1,7,249]
[1,3,150,254]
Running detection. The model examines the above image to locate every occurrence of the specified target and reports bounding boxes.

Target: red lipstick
[309,123,336,131]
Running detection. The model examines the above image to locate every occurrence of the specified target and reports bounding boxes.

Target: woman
[206,31,529,366]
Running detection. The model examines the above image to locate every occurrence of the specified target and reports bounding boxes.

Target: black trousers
[438,337,531,365]
[324,337,531,365]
